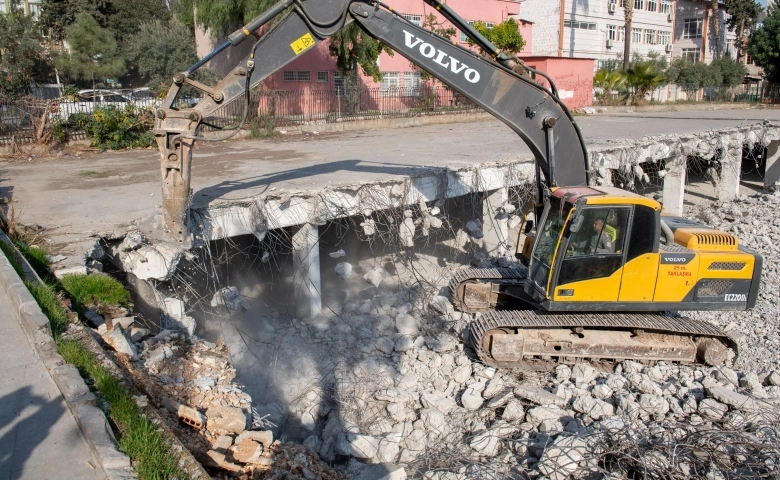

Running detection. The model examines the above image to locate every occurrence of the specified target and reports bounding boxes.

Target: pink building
[261,0,528,92]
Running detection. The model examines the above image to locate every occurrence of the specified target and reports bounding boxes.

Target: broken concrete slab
[206,406,247,435]
[514,385,567,408]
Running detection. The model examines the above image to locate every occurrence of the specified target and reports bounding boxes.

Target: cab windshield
[529,197,571,293]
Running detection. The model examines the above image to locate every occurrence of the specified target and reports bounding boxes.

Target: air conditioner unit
[606,39,615,48]
[667,13,673,22]
[608,3,617,13]
[665,43,674,52]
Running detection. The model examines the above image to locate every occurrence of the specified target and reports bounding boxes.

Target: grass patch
[80,170,98,177]
[61,273,131,307]
[0,238,186,479]
[58,338,187,480]
[15,243,50,276]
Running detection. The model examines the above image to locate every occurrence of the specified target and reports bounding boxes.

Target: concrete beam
[662,157,687,216]
[482,188,509,257]
[292,223,322,320]
[765,140,780,189]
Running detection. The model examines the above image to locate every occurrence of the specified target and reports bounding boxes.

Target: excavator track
[450,267,735,367]
[470,310,736,368]
[449,267,528,312]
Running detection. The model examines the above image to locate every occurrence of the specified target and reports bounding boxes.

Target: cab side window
[559,207,629,285]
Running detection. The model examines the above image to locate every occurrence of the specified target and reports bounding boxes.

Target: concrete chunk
[707,386,760,412]
[236,430,274,447]
[538,436,588,480]
[102,326,137,359]
[206,406,247,435]
[514,384,567,408]
[337,433,379,459]
[229,439,263,464]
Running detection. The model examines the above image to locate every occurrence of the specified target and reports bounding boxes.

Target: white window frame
[607,25,617,41]
[658,31,671,45]
[402,14,423,27]
[634,0,644,10]
[660,0,673,14]
[632,27,642,43]
[646,0,657,12]
[380,72,399,96]
[618,26,625,41]
[403,71,421,93]
[461,20,494,42]
[645,29,657,44]
[683,18,703,39]
[334,73,346,97]
[681,48,701,62]
[564,19,597,30]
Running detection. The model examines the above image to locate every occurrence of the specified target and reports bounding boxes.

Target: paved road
[0,108,778,263]
[0,287,105,480]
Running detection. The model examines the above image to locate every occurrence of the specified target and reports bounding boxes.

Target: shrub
[73,104,155,151]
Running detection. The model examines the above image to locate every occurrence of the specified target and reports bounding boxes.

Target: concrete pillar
[482,188,509,257]
[292,223,322,320]
[662,157,687,216]
[718,145,743,202]
[764,140,780,189]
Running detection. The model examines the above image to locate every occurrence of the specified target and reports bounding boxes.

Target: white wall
[515,0,561,56]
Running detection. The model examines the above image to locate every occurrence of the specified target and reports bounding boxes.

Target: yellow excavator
[153,0,761,367]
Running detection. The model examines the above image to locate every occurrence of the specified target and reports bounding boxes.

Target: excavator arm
[154,0,590,244]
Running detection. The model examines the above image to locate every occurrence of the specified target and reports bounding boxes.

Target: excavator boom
[154,0,588,244]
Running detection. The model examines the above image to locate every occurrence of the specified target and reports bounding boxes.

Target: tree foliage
[328,23,393,81]
[667,58,719,95]
[0,7,50,98]
[626,61,667,103]
[53,13,126,88]
[40,0,169,43]
[748,6,780,82]
[127,17,201,90]
[710,56,748,87]
[469,18,525,55]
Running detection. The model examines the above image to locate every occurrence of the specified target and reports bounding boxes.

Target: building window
[403,72,421,92]
[683,18,703,39]
[461,20,494,42]
[661,0,673,14]
[645,29,657,44]
[618,26,625,41]
[632,27,642,43]
[607,25,617,41]
[317,71,328,83]
[658,30,671,45]
[334,73,346,96]
[402,14,422,27]
[564,19,597,30]
[380,72,399,96]
[681,48,701,62]
[634,0,644,10]
[646,0,657,12]
[283,71,311,81]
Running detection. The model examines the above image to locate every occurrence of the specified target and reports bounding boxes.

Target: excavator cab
[523,186,761,313]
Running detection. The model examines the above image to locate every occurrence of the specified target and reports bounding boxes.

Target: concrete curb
[592,102,769,114]
[0,231,138,480]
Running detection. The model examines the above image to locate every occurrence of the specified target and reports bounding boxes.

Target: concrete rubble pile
[93,312,346,478]
[95,188,780,478]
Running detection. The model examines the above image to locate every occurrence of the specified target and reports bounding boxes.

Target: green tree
[468,18,525,55]
[725,0,763,62]
[39,0,114,40]
[411,13,457,83]
[593,69,626,104]
[328,23,393,81]
[126,17,202,91]
[626,61,666,104]
[0,5,50,98]
[53,13,126,89]
[666,58,718,97]
[710,56,748,87]
[748,6,780,82]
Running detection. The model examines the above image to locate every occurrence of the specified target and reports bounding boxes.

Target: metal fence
[2,82,779,147]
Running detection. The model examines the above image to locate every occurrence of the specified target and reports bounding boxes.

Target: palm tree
[623,0,634,70]
[626,62,666,104]
[594,70,627,103]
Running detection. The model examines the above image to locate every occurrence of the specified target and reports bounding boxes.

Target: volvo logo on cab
[403,31,481,84]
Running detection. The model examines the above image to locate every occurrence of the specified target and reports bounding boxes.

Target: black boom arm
[154,0,589,244]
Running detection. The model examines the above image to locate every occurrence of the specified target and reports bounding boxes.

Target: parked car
[50,89,135,121]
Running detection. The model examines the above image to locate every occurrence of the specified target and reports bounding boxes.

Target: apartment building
[674,1,736,63]
[518,0,736,68]
[0,0,42,17]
